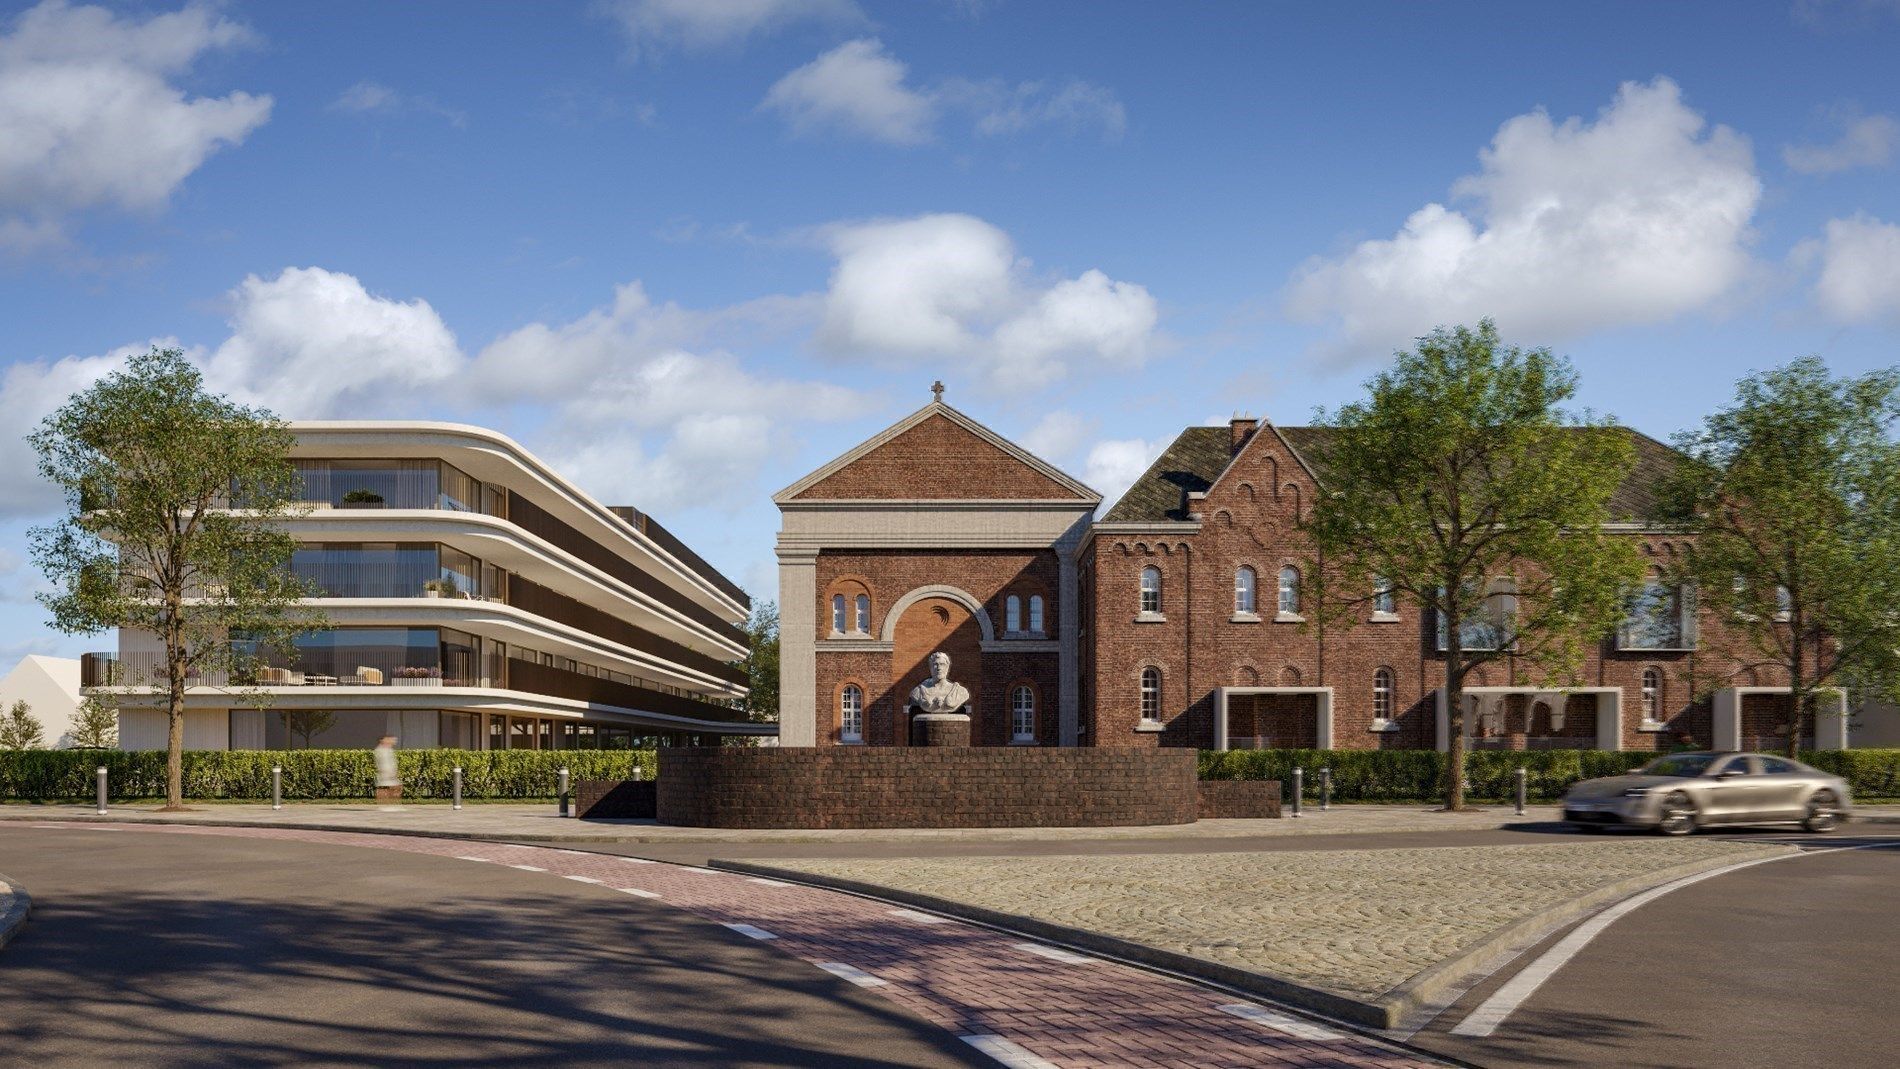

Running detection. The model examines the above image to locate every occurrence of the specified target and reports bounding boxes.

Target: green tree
[1661,357,1900,758]
[1303,321,1646,809]
[29,347,322,809]
[67,693,120,749]
[741,599,780,724]
[0,700,46,749]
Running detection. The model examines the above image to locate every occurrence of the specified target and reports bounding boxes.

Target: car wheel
[1803,791,1840,834]
[1658,793,1697,836]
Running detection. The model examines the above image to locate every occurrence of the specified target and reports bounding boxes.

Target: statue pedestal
[910,711,971,748]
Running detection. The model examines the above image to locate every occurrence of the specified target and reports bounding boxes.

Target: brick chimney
[1230,416,1258,454]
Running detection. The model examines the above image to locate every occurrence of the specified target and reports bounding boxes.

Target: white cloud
[1783,110,1899,174]
[762,38,934,145]
[1803,213,1900,324]
[1286,77,1761,362]
[330,80,467,128]
[596,0,860,62]
[0,340,150,518]
[1083,437,1165,507]
[0,0,271,246]
[817,212,1159,389]
[1018,410,1090,464]
[763,40,1126,146]
[203,268,465,418]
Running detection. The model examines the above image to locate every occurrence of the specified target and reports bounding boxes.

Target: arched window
[1140,566,1161,615]
[1373,667,1394,722]
[840,684,863,743]
[855,594,870,633]
[1775,585,1793,620]
[1641,667,1662,723]
[1011,685,1035,742]
[1278,566,1300,615]
[1235,566,1257,614]
[1006,595,1022,633]
[831,594,847,633]
[1028,595,1044,633]
[1140,666,1162,722]
[1373,577,1396,615]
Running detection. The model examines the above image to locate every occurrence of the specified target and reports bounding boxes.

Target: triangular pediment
[777,403,1099,504]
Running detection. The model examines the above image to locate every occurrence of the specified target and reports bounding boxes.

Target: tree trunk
[1445,609,1466,811]
[163,592,187,811]
[1788,618,1806,760]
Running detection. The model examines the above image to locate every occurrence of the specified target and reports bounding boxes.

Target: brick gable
[790,412,1084,500]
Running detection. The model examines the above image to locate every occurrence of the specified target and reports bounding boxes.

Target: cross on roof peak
[931,380,945,403]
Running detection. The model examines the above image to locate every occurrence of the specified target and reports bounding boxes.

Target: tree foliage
[1661,357,1900,756]
[741,599,780,723]
[67,693,120,749]
[1303,321,1645,809]
[0,700,46,750]
[28,347,322,807]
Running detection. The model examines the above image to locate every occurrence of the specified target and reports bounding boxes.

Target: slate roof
[1102,424,1682,524]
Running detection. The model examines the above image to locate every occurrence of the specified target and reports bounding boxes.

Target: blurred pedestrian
[374,734,403,811]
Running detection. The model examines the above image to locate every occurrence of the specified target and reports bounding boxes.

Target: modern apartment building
[96,422,764,751]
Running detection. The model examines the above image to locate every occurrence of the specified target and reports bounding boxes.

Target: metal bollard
[96,765,108,816]
[272,765,282,811]
[633,764,644,782]
[1515,766,1527,816]
[1291,766,1303,818]
[452,765,463,811]
[1319,766,1332,812]
[558,766,570,817]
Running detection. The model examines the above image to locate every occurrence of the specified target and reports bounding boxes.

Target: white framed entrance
[1213,687,1334,751]
[1433,686,1623,752]
[1713,686,1848,750]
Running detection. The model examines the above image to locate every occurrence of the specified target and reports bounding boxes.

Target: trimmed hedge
[0,748,658,801]
[1196,748,1900,802]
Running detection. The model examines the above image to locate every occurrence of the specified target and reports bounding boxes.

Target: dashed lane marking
[1013,942,1096,965]
[815,962,889,988]
[562,875,603,885]
[890,908,954,924]
[1219,1002,1349,1041]
[508,864,546,872]
[747,877,791,887]
[960,1034,1061,1069]
[723,922,778,941]
[453,855,492,862]
[616,887,661,899]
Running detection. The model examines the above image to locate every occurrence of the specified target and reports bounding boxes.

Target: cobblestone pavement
[0,802,1563,842]
[6,822,1449,1069]
[763,840,1781,999]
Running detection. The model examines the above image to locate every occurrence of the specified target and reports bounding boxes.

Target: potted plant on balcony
[340,488,385,509]
[391,666,443,688]
[421,577,457,598]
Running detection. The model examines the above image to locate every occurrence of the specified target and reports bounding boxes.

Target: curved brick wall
[657,747,1200,829]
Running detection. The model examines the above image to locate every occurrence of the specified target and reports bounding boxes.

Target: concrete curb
[713,842,1800,1031]
[0,873,30,953]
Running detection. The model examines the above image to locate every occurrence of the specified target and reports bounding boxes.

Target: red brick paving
[37,822,1447,1069]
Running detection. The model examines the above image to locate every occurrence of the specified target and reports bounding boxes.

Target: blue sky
[3,0,1899,663]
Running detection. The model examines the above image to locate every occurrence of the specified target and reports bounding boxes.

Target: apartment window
[1140,566,1162,615]
[1373,667,1394,722]
[1278,566,1300,615]
[1776,585,1793,621]
[1235,566,1257,614]
[1011,685,1036,742]
[1140,666,1162,722]
[1436,579,1515,652]
[1028,595,1044,633]
[840,684,864,743]
[855,594,870,633]
[1373,577,1396,615]
[1642,667,1662,723]
[1618,580,1696,650]
[1006,595,1023,633]
[832,594,847,633]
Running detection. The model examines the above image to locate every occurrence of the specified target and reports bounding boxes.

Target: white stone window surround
[839,683,864,743]
[1010,684,1036,743]
[1370,667,1398,731]
[1138,665,1163,728]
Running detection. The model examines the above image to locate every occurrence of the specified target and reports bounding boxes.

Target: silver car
[1562,751,1852,835]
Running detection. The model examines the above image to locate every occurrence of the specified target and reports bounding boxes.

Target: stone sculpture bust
[908,651,970,714]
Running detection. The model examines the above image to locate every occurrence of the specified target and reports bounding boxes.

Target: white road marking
[554,849,597,856]
[618,856,655,864]
[890,908,953,924]
[723,923,778,941]
[676,866,722,875]
[1013,942,1096,965]
[960,1034,1060,1069]
[562,875,603,884]
[508,864,547,872]
[815,962,888,987]
[453,855,493,863]
[747,877,791,887]
[1218,1002,1347,1041]
[1451,841,1900,1037]
[617,887,661,899]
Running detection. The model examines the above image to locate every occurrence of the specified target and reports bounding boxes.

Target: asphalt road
[0,826,983,1069]
[1410,830,1900,1069]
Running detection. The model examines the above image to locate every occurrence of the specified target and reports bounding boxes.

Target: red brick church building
[775,393,1846,753]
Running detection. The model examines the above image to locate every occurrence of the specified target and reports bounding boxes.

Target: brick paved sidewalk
[11,821,1450,1069]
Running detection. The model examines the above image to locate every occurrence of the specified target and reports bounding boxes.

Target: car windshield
[1640,754,1720,778]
